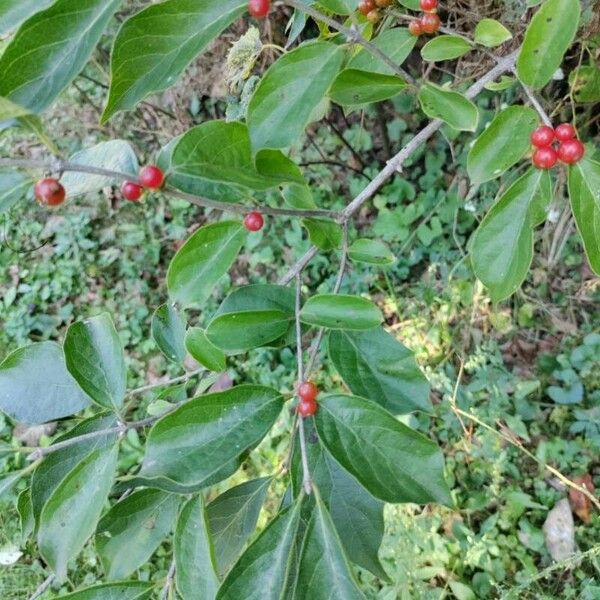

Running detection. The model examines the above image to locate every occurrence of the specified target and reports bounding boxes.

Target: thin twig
[513,69,553,126]
[127,367,204,397]
[295,274,312,495]
[28,574,55,600]
[160,560,176,600]
[0,158,337,220]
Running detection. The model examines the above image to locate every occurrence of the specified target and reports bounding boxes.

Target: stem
[126,367,204,397]
[28,574,55,600]
[514,70,553,126]
[160,560,177,600]
[285,0,417,87]
[0,158,337,220]
[295,274,312,495]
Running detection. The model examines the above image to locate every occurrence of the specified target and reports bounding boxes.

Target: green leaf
[102,0,246,121]
[31,413,117,524]
[302,218,343,250]
[170,121,304,191]
[314,394,452,504]
[175,496,219,600]
[421,36,472,62]
[247,41,344,151]
[96,489,180,580]
[17,489,34,543]
[0,0,54,34]
[167,221,246,307]
[60,582,154,600]
[282,183,316,209]
[329,70,406,106]
[474,18,512,47]
[328,327,430,414]
[484,75,516,91]
[206,310,292,354]
[300,294,383,330]
[568,157,600,275]
[471,168,552,301]
[569,65,600,103]
[516,0,580,88]
[347,28,416,76]
[418,84,479,131]
[217,500,303,599]
[291,422,387,580]
[0,0,122,112]
[152,303,187,364]
[0,342,90,424]
[38,444,118,581]
[0,470,26,500]
[140,385,283,489]
[207,477,272,578]
[64,313,127,412]
[294,491,365,599]
[60,141,139,198]
[0,170,32,214]
[185,328,226,372]
[467,106,538,185]
[319,0,359,14]
[348,239,395,265]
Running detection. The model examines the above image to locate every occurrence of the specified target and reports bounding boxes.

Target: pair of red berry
[531,123,585,169]
[358,0,393,25]
[121,165,165,201]
[409,0,441,36]
[248,0,270,18]
[297,381,319,417]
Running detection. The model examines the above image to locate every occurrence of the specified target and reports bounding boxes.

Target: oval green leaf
[418,84,479,131]
[568,157,600,275]
[102,0,246,121]
[185,328,226,372]
[348,239,395,265]
[152,303,187,364]
[328,327,430,414]
[467,106,538,185]
[96,489,180,580]
[0,0,122,112]
[140,385,283,488]
[329,70,406,106]
[347,28,416,76]
[474,18,512,47]
[247,41,344,151]
[38,444,118,581]
[175,496,219,600]
[167,221,246,307]
[302,218,343,250]
[0,170,31,214]
[315,394,452,505]
[516,0,580,89]
[64,313,127,412]
[471,168,552,301]
[60,582,154,600]
[421,35,472,62]
[300,294,383,330]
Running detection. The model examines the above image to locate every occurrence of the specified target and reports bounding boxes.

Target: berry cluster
[358,0,393,25]
[121,165,165,201]
[409,0,441,36]
[531,123,585,170]
[297,381,319,417]
[248,0,270,18]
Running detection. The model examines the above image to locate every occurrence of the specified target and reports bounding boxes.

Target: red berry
[420,0,438,11]
[121,181,144,202]
[554,123,576,142]
[139,165,164,189]
[532,147,558,169]
[243,211,264,232]
[298,381,318,403]
[557,139,585,164]
[34,178,66,206]
[530,125,555,148]
[420,12,441,34]
[297,397,317,417]
[358,0,375,14]
[408,20,423,36]
[248,0,270,17]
